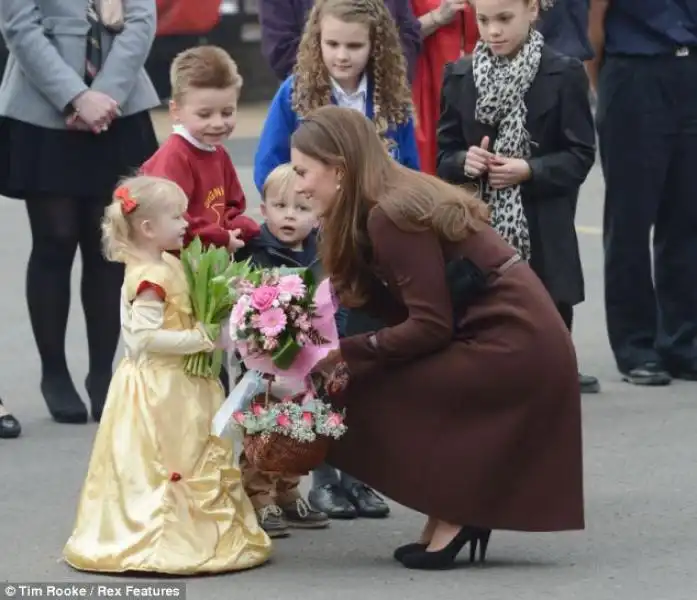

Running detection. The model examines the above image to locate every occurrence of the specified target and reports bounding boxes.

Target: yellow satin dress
[63,253,272,575]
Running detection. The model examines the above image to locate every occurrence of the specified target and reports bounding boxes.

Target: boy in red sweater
[141,46,259,251]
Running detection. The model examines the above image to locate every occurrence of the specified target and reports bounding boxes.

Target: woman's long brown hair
[291,106,490,307]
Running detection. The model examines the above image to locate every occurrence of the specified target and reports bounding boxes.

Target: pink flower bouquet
[227,267,339,376]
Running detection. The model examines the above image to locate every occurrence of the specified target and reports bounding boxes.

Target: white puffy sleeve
[123,297,214,357]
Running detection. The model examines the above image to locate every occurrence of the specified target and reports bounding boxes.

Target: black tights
[556,302,573,332]
[25,197,123,382]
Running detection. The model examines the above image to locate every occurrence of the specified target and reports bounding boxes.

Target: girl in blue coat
[253,0,419,193]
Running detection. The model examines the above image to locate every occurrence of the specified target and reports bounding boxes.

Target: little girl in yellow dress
[63,175,272,575]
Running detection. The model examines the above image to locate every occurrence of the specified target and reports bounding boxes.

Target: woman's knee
[26,198,81,263]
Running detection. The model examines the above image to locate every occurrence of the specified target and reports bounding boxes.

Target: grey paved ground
[1,145,697,600]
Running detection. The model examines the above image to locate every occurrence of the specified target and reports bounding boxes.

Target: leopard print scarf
[473,29,544,260]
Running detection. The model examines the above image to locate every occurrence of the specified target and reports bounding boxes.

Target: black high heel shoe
[468,528,492,563]
[393,542,427,562]
[400,527,492,570]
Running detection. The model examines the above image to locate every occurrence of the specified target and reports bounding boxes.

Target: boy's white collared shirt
[172,124,216,152]
[330,74,368,115]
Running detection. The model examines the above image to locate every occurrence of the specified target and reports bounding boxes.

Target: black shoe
[400,527,492,570]
[0,400,21,439]
[666,361,697,382]
[620,362,672,386]
[41,375,88,424]
[579,373,600,394]
[85,372,112,422]
[344,483,390,518]
[308,484,357,519]
[393,543,427,562]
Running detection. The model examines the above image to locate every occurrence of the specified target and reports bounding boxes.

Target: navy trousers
[597,51,697,372]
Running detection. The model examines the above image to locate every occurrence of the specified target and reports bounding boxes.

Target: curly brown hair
[291,106,490,308]
[292,0,412,141]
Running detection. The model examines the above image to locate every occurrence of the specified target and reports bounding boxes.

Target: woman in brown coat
[289,105,584,570]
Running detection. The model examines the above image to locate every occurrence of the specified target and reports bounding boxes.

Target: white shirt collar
[172,124,216,152]
[330,74,368,105]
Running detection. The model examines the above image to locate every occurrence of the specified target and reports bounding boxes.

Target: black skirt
[0,111,159,200]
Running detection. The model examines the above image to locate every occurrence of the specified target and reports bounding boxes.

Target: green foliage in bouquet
[274,267,319,370]
[180,237,254,379]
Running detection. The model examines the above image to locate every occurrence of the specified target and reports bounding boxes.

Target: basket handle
[262,373,275,408]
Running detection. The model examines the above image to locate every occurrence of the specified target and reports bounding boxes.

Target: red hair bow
[115,186,137,214]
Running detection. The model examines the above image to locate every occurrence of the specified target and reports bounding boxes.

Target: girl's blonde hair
[291,106,489,307]
[101,175,188,263]
[292,0,412,140]
[262,163,296,203]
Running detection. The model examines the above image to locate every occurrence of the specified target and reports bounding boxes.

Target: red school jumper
[141,134,260,248]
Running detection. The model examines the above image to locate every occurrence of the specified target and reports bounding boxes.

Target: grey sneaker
[257,504,289,538]
[281,497,330,529]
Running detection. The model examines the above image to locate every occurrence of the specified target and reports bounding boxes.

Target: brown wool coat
[329,206,584,532]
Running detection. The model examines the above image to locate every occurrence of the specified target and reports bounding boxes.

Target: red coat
[411,1,479,174]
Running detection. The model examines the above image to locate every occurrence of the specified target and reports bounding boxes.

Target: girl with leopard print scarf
[436,0,598,392]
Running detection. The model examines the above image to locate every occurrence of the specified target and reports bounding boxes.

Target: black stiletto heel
[400,527,492,570]
[468,529,492,563]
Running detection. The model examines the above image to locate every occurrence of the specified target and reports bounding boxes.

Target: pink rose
[302,412,314,427]
[251,285,279,312]
[252,404,266,417]
[278,274,306,299]
[232,411,246,424]
[326,412,343,428]
[276,413,292,428]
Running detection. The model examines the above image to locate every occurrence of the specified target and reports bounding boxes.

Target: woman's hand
[436,0,468,24]
[464,136,493,178]
[325,361,350,396]
[313,349,342,376]
[487,157,532,189]
[70,90,120,133]
[64,113,92,132]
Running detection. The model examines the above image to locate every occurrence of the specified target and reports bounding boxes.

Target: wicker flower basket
[243,432,330,475]
[241,390,332,475]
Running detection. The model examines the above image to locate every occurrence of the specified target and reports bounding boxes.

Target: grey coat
[0,0,160,130]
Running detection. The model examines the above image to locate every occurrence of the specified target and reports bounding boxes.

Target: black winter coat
[437,45,596,305]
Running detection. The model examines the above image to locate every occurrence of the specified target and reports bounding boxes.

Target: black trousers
[597,51,697,372]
